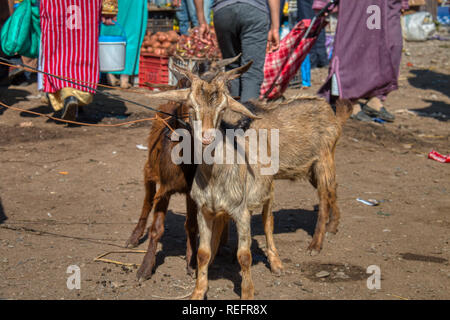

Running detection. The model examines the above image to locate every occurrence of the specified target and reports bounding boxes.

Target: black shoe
[351,110,373,122]
[61,96,79,121]
[362,104,395,122]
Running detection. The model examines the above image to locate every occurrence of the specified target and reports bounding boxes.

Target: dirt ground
[0,39,449,300]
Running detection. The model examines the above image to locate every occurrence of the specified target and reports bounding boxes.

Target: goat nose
[202,130,215,145]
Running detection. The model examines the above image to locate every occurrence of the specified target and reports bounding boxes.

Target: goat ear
[227,96,261,119]
[171,63,197,82]
[146,88,190,102]
[224,60,253,81]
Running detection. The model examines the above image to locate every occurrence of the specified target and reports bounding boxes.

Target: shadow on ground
[408,69,450,122]
[0,196,7,224]
[147,206,319,297]
[0,88,31,116]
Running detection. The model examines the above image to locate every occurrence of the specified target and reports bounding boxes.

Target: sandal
[361,103,395,122]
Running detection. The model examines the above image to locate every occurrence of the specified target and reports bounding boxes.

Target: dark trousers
[214,3,270,102]
[297,0,328,67]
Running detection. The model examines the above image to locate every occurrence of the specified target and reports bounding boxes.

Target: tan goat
[148,62,352,299]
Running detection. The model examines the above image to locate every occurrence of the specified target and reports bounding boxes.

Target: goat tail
[335,99,353,126]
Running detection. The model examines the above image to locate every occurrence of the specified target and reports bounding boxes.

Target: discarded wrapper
[136,144,148,151]
[373,118,385,124]
[428,150,450,163]
[356,198,379,206]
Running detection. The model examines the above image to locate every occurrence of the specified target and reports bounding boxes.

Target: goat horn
[212,53,242,69]
[171,63,197,82]
[227,95,261,119]
[146,88,190,102]
[214,60,253,83]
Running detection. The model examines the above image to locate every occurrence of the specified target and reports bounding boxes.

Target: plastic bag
[0,0,40,58]
[401,12,436,42]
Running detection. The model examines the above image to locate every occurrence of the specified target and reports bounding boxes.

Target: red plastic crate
[139,53,170,89]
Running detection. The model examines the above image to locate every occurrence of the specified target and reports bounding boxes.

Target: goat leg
[185,195,198,277]
[209,214,229,265]
[326,161,340,234]
[136,194,169,281]
[236,209,254,300]
[191,207,213,300]
[125,179,156,248]
[262,186,283,276]
[307,187,330,256]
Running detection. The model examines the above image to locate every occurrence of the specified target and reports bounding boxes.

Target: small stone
[334,271,350,279]
[315,270,330,278]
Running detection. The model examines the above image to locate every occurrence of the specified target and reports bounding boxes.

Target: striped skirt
[40,0,102,94]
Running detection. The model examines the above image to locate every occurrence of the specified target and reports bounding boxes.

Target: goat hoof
[307,249,320,256]
[306,243,321,256]
[136,265,153,282]
[326,229,337,236]
[125,240,138,248]
[190,291,206,300]
[271,267,284,277]
[186,266,196,278]
[269,259,284,276]
[125,233,142,248]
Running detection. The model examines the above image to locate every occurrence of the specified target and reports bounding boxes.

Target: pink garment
[312,0,409,11]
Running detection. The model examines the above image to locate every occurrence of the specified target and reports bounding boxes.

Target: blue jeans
[297,0,328,67]
[176,0,212,35]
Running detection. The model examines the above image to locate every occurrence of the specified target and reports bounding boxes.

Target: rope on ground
[0,224,124,248]
[93,250,146,267]
[151,292,192,300]
[0,100,178,128]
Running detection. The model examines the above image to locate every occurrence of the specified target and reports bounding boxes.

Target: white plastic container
[99,23,127,72]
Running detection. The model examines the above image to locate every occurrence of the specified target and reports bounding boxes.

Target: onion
[161,41,171,49]
[158,34,168,42]
[150,35,158,43]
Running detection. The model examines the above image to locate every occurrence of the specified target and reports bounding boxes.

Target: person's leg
[361,0,402,122]
[107,73,119,86]
[176,0,190,35]
[203,0,212,25]
[314,29,329,67]
[239,4,270,102]
[297,0,328,68]
[186,0,199,28]
[48,88,93,121]
[213,6,241,98]
[120,74,131,88]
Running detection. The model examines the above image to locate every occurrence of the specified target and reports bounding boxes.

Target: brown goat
[147,63,353,299]
[125,101,199,280]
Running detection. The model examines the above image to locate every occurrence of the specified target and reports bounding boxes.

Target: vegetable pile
[176,27,222,60]
[141,30,180,57]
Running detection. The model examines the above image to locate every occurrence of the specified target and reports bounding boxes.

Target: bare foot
[107,74,119,86]
[120,75,131,89]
